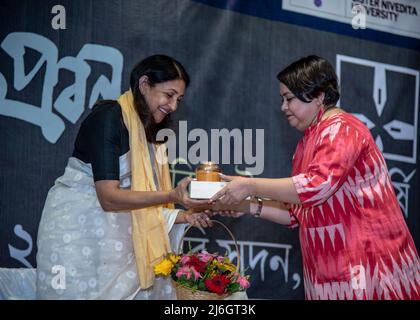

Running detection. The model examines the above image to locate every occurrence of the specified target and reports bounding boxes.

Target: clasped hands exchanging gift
[173,174,264,228]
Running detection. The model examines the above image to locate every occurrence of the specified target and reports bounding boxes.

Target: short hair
[276,55,340,108]
[129,54,190,143]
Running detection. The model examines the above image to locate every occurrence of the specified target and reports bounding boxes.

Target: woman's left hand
[209,174,253,205]
[171,177,209,209]
[183,210,214,228]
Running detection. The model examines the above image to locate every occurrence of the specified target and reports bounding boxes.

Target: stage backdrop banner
[0,0,419,299]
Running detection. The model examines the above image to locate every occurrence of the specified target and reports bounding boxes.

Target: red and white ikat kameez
[289,112,420,300]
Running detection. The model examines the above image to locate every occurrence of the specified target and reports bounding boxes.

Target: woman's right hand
[209,174,253,205]
[170,177,208,209]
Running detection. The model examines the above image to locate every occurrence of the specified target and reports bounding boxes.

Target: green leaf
[198,281,206,291]
[227,282,241,294]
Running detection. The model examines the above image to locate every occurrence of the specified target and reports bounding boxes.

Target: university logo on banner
[336,54,418,218]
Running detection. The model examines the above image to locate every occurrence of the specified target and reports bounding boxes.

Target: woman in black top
[36,55,210,299]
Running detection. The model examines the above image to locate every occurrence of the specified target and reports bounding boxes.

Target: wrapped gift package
[189,162,253,209]
[189,179,227,199]
[189,161,226,199]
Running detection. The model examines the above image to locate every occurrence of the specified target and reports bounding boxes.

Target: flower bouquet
[154,220,250,300]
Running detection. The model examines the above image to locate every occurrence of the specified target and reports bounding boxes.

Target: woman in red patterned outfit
[210,55,420,300]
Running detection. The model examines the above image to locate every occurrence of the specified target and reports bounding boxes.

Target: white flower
[114,241,123,251]
[82,246,91,256]
[78,215,86,225]
[95,228,104,237]
[63,233,72,243]
[116,282,127,290]
[88,278,97,288]
[38,271,46,281]
[50,253,58,263]
[56,288,64,295]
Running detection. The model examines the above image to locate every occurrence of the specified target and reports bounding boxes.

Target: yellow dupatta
[117,90,174,289]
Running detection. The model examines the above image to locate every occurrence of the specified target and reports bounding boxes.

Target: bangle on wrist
[169,189,178,204]
[181,210,192,224]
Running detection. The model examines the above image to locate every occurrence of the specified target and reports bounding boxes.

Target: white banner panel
[282,0,420,39]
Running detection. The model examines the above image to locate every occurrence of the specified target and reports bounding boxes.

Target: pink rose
[176,266,192,279]
[197,251,213,263]
[236,275,250,289]
[190,266,202,281]
[180,255,191,265]
[176,266,202,281]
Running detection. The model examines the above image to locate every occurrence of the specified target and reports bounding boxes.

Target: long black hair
[129,54,190,143]
[277,55,340,110]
